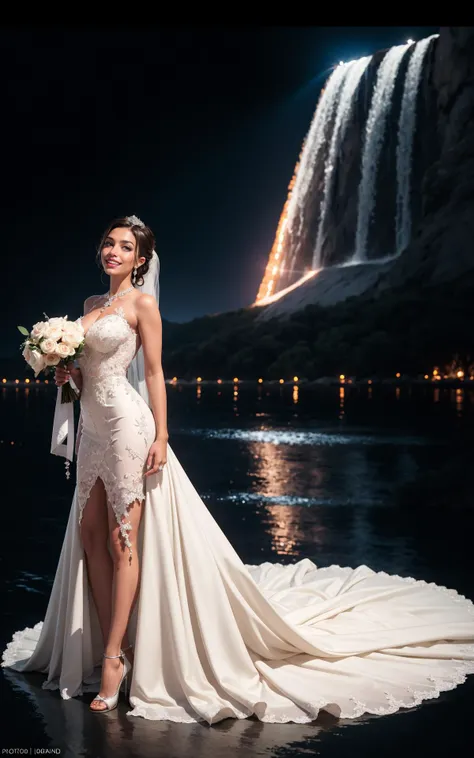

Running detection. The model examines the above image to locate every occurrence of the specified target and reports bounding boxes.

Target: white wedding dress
[3,306,474,724]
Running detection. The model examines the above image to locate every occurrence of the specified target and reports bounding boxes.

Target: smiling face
[101,227,146,276]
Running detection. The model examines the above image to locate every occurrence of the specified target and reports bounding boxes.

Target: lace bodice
[76,305,138,385]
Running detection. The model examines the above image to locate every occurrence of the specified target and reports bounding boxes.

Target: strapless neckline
[78,307,138,339]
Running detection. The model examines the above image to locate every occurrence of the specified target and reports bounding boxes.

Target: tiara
[126,215,145,228]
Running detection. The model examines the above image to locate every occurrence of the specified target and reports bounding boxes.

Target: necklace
[99,285,134,314]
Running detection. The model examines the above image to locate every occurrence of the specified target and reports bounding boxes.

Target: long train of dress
[3,439,474,724]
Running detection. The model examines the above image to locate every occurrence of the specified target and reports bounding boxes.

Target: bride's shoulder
[134,293,161,326]
[134,292,160,313]
[83,294,105,314]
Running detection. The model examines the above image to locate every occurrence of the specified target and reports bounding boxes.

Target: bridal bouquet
[17,314,85,403]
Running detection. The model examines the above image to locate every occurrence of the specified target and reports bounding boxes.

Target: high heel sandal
[90,649,132,713]
[121,643,133,665]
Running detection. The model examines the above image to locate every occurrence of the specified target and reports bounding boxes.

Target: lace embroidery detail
[125,657,474,722]
[126,445,142,461]
[75,306,154,560]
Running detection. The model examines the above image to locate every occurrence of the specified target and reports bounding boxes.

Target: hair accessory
[126,215,145,228]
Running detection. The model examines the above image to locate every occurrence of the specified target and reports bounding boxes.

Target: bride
[3,215,474,724]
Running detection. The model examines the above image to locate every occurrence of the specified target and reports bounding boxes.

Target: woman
[3,216,474,725]
[59,216,168,712]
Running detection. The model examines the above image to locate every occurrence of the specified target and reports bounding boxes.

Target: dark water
[1,382,473,758]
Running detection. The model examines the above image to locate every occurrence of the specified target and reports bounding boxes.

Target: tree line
[163,273,474,381]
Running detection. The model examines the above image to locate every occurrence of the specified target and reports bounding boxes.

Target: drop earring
[132,266,137,284]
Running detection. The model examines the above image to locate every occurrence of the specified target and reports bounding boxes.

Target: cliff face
[376,26,474,292]
[318,45,439,267]
[259,27,474,321]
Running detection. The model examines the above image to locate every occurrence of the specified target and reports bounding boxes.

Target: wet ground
[1,382,473,757]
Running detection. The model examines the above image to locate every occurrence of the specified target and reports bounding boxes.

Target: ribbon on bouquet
[50,375,80,478]
[51,385,74,459]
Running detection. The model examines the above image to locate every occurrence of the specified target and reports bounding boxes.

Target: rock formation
[256,27,474,322]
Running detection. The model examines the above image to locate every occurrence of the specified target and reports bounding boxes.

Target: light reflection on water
[180,427,432,446]
[262,504,327,557]
[1,384,474,756]
[217,493,381,506]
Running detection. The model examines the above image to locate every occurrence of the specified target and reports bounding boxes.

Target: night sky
[1,25,438,358]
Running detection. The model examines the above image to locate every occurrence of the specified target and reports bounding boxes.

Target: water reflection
[262,505,328,556]
[3,667,377,758]
[249,440,326,499]
[218,423,438,562]
[2,384,474,755]
[184,428,429,446]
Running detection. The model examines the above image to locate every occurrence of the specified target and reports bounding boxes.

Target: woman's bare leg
[90,498,144,711]
[79,476,113,646]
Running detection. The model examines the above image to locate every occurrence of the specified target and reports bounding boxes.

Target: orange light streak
[254,151,303,303]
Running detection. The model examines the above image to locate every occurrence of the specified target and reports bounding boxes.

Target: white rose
[31,321,48,340]
[42,338,59,354]
[61,336,78,350]
[22,346,46,377]
[62,326,83,347]
[66,319,81,331]
[44,353,61,366]
[72,323,85,341]
[57,342,73,358]
[47,317,65,327]
[47,325,63,341]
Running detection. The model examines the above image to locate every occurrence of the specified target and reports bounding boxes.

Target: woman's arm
[136,294,169,442]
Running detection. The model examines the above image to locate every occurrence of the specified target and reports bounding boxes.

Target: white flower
[44,353,61,366]
[61,325,83,348]
[72,321,85,341]
[63,339,81,353]
[43,325,63,341]
[47,317,65,327]
[31,321,48,340]
[60,334,75,348]
[56,342,73,358]
[42,338,59,354]
[22,346,46,377]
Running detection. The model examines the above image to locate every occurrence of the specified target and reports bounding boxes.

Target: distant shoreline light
[2,375,474,387]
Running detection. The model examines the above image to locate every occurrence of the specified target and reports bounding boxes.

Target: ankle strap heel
[89,650,131,713]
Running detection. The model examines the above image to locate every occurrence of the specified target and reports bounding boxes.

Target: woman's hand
[55,361,82,389]
[144,436,168,477]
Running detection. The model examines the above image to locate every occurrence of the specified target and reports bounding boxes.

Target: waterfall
[395,35,437,254]
[353,43,410,263]
[286,63,349,233]
[255,33,440,306]
[283,63,349,277]
[313,56,372,270]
